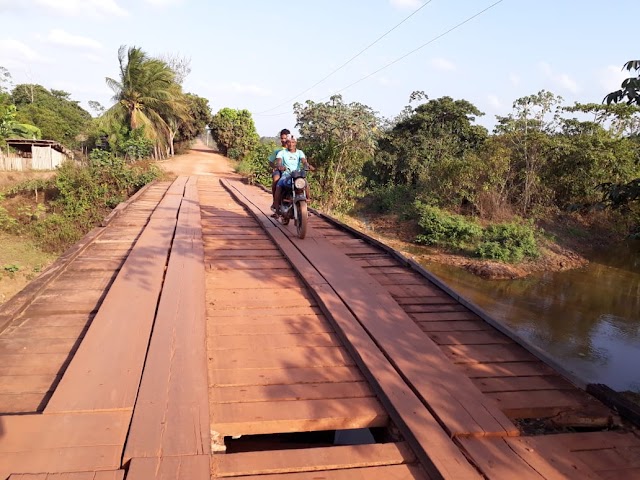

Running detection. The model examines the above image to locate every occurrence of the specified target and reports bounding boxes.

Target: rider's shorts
[272,167,281,179]
[276,173,293,188]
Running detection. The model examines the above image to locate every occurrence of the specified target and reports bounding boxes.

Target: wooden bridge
[0,167,639,479]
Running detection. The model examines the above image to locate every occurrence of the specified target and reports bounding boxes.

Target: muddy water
[420,242,640,392]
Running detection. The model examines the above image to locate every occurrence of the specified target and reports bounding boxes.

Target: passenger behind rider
[269,128,290,211]
[272,136,314,216]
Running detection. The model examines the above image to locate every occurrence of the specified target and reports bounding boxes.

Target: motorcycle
[277,169,309,239]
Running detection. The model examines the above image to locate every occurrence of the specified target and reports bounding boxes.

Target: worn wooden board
[222,464,429,479]
[212,442,416,477]
[0,411,129,479]
[124,177,210,461]
[209,366,364,387]
[45,178,183,413]
[126,456,209,480]
[211,397,388,436]
[211,382,372,404]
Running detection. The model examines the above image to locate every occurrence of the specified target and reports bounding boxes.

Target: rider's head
[279,129,290,146]
[287,136,297,151]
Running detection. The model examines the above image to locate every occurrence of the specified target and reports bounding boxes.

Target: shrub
[414,201,482,248]
[476,221,539,262]
[368,184,417,214]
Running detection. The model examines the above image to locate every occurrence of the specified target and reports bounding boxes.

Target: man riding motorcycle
[272,136,314,217]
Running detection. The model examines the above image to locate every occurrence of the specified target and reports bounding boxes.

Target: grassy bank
[0,231,55,305]
[0,158,161,305]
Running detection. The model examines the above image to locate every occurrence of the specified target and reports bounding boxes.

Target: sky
[1,0,639,137]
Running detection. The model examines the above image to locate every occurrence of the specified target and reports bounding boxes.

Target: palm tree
[105,45,187,158]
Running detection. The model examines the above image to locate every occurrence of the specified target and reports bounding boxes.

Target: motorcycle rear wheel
[296,201,308,239]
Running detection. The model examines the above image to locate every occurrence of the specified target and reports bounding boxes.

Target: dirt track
[159,141,235,177]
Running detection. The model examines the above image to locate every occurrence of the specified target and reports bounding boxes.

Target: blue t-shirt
[276,149,306,173]
[268,146,285,165]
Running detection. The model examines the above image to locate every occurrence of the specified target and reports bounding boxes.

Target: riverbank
[336,209,630,280]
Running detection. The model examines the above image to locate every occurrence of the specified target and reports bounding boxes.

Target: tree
[11,83,90,147]
[605,60,640,106]
[209,108,259,158]
[496,90,563,213]
[105,45,187,159]
[370,96,487,206]
[177,94,211,142]
[294,95,379,210]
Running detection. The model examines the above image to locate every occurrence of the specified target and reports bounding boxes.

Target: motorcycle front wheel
[295,201,308,239]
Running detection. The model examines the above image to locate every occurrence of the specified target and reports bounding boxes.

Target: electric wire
[255,0,434,114]
[254,0,505,118]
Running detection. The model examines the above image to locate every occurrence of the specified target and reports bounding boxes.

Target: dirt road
[159,141,235,177]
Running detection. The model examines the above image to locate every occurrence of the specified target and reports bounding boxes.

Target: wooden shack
[0,139,73,171]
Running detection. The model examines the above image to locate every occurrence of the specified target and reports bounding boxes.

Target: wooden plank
[0,392,51,412]
[0,353,68,375]
[459,361,556,378]
[208,288,315,309]
[126,456,209,480]
[211,397,388,436]
[208,306,322,317]
[442,344,538,363]
[0,374,58,394]
[209,333,340,350]
[210,313,325,326]
[207,346,355,369]
[486,390,588,418]
[205,248,281,258]
[224,464,428,480]
[429,331,511,345]
[206,270,300,289]
[418,321,490,332]
[2,324,88,339]
[473,376,575,393]
[124,176,209,461]
[0,447,123,480]
[0,337,80,354]
[212,442,416,477]
[387,284,446,298]
[210,318,333,335]
[458,437,558,480]
[45,178,182,413]
[207,258,290,270]
[410,312,480,321]
[0,411,128,477]
[209,366,364,387]
[9,472,124,480]
[211,382,373,403]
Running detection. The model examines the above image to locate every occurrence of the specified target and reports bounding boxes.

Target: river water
[420,242,640,392]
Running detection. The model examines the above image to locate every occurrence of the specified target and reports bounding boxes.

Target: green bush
[414,201,482,248]
[236,141,275,187]
[476,221,539,262]
[368,184,417,214]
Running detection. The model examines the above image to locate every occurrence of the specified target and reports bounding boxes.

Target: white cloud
[83,53,105,63]
[598,65,628,92]
[389,0,423,10]
[0,38,50,66]
[487,94,503,109]
[430,57,455,71]
[538,61,579,94]
[46,29,102,49]
[33,0,128,17]
[508,72,520,86]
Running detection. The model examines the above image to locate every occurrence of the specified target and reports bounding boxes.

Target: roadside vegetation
[0,46,213,303]
[225,62,640,277]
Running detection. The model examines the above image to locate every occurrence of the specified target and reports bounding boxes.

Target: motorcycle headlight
[294,178,306,189]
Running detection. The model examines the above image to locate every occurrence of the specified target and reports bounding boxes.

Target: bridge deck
[0,171,638,479]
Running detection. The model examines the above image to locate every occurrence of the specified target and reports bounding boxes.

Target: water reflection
[421,242,640,392]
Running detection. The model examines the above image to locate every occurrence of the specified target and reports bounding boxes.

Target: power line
[256,0,434,114]
[327,0,505,99]
[254,0,505,118]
